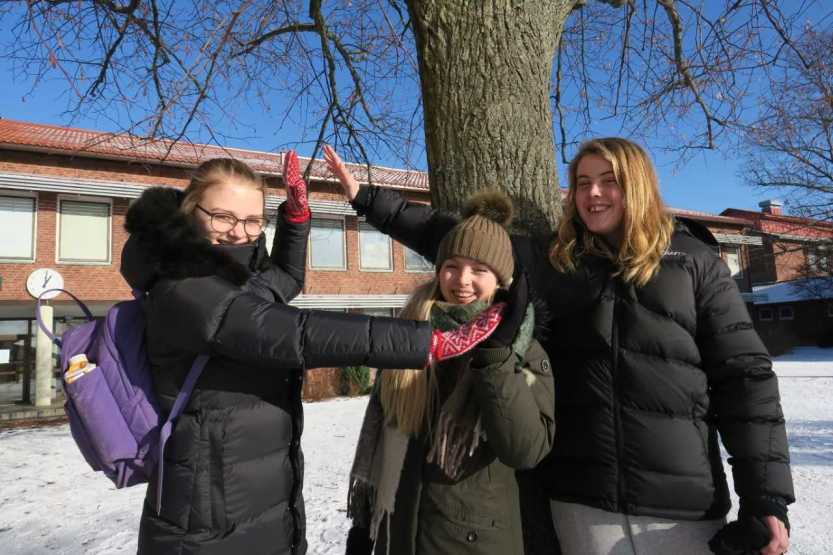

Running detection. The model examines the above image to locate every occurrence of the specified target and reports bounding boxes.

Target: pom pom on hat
[461,190,514,228]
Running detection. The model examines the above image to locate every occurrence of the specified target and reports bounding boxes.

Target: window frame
[308,214,347,271]
[0,191,37,263]
[778,305,795,321]
[358,220,393,272]
[758,307,774,321]
[56,195,112,265]
[404,246,434,273]
[720,246,744,280]
[807,244,831,273]
[263,208,279,255]
[358,307,396,317]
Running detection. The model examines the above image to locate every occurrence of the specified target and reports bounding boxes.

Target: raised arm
[255,204,309,302]
[323,145,457,261]
[251,151,311,303]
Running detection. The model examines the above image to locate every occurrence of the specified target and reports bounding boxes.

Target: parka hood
[120,186,267,292]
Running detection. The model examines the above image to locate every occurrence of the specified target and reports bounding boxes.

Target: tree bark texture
[407,0,573,236]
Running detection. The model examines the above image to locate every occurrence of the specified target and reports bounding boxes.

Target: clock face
[26,268,65,300]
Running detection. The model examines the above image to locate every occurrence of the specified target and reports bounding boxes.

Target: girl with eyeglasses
[121,155,509,555]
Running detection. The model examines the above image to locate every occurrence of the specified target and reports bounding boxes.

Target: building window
[0,194,36,261]
[721,247,743,279]
[263,210,278,255]
[359,222,393,271]
[404,247,434,272]
[58,198,111,264]
[309,217,346,269]
[758,307,774,321]
[808,245,830,273]
[359,307,395,317]
[778,306,794,321]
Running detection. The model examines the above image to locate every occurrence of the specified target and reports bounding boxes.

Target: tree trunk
[407,1,573,236]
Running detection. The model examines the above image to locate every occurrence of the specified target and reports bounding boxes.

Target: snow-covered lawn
[1,348,831,555]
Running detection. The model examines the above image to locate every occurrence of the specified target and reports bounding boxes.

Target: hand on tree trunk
[323,145,360,201]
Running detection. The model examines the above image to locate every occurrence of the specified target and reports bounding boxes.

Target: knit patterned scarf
[347,300,534,547]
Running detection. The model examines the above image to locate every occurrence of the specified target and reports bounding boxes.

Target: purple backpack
[36,288,208,514]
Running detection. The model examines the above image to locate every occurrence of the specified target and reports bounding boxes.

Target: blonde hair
[180,158,265,217]
[550,138,674,286]
[379,280,443,436]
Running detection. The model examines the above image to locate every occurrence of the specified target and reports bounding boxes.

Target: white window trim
[759,307,774,321]
[56,195,113,266]
[358,221,393,273]
[403,246,434,274]
[720,246,744,280]
[778,306,795,321]
[0,190,37,263]
[308,214,347,271]
[809,245,830,273]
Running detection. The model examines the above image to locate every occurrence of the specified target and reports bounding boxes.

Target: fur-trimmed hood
[121,186,268,292]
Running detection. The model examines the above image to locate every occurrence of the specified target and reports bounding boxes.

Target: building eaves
[0,118,429,192]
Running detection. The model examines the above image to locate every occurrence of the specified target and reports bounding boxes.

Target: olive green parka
[364,339,554,555]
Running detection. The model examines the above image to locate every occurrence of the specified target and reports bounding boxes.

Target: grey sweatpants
[551,500,725,555]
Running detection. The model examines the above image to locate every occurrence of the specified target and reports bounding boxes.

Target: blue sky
[0,2,783,218]
[0,72,763,216]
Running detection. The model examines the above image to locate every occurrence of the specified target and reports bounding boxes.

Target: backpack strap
[35,289,94,347]
[155,353,210,515]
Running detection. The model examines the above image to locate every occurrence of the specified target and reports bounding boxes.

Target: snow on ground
[0,349,831,555]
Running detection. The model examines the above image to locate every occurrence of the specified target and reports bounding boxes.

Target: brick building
[0,119,435,407]
[1,118,828,412]
[722,201,833,354]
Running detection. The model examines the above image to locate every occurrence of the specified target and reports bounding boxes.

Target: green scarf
[426,299,535,480]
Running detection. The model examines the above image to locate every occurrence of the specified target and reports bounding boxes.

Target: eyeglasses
[195,205,269,236]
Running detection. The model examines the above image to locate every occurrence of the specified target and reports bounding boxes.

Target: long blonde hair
[379,279,443,436]
[180,158,265,217]
[550,138,674,286]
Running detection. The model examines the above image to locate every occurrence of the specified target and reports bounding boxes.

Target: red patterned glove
[283,150,310,223]
[427,302,506,366]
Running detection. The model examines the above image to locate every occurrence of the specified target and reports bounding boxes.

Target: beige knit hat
[435,190,515,286]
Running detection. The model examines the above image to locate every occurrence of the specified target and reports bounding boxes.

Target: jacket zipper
[611,292,627,513]
[288,369,304,554]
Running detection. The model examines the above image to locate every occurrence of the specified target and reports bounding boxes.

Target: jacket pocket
[154,413,199,531]
[192,409,228,532]
[422,461,513,529]
[417,513,514,555]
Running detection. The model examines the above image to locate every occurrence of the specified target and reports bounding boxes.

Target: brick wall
[753,299,833,355]
[0,149,432,400]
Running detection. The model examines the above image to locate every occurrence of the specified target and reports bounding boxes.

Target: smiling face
[574,154,626,246]
[193,180,265,245]
[438,256,499,305]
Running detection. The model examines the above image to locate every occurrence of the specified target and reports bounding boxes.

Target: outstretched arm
[149,275,505,371]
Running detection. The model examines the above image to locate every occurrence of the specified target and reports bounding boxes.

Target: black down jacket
[350,184,794,521]
[121,187,432,555]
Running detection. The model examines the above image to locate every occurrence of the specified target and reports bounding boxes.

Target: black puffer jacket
[351,185,794,521]
[121,187,432,555]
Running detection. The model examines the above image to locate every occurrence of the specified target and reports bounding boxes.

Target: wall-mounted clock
[26,268,65,300]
